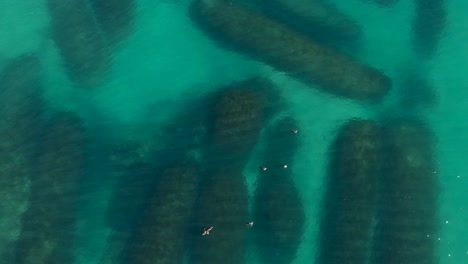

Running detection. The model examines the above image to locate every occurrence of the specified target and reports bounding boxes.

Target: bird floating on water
[201,226,214,236]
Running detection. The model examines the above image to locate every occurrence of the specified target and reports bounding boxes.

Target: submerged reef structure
[363,0,399,7]
[105,103,208,264]
[191,169,249,264]
[253,117,305,264]
[213,86,263,155]
[106,140,154,230]
[0,55,43,262]
[90,0,137,45]
[398,76,438,113]
[47,0,112,88]
[157,97,213,159]
[372,119,439,264]
[190,0,391,102]
[258,0,363,51]
[211,77,278,158]
[124,160,199,264]
[103,162,155,264]
[318,119,382,264]
[15,111,85,264]
[411,0,446,59]
[160,77,280,163]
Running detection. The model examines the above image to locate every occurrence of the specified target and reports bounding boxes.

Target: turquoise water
[0,0,467,263]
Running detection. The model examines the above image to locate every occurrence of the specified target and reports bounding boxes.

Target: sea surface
[0,0,466,264]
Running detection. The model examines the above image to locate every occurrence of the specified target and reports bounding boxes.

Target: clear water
[0,0,466,264]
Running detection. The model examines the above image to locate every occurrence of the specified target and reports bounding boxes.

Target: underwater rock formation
[90,0,137,45]
[47,0,112,88]
[104,115,203,264]
[101,139,156,264]
[108,140,151,170]
[412,0,446,59]
[212,77,281,158]
[363,0,399,7]
[190,0,391,102]
[157,97,213,158]
[191,169,249,264]
[258,0,362,51]
[213,86,263,155]
[124,160,199,264]
[372,119,439,264]
[0,55,43,262]
[160,77,281,163]
[106,140,154,230]
[0,55,43,121]
[202,77,282,194]
[398,77,438,113]
[15,111,85,264]
[102,163,155,264]
[253,117,305,264]
[318,119,382,264]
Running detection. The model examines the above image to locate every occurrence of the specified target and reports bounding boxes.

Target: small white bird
[290,129,298,134]
[201,226,214,236]
[259,166,267,171]
[245,221,254,227]
[280,164,288,169]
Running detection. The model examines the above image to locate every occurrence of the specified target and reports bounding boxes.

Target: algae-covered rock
[90,0,137,45]
[190,0,391,102]
[214,88,263,154]
[253,117,305,264]
[412,0,447,59]
[47,0,112,88]
[259,0,362,51]
[124,159,199,264]
[318,119,382,264]
[191,169,249,264]
[212,78,274,155]
[0,55,43,262]
[15,111,85,264]
[372,119,439,264]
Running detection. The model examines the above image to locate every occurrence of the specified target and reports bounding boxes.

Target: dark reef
[90,0,137,45]
[190,0,391,102]
[103,162,155,264]
[191,169,249,264]
[213,86,263,155]
[190,77,280,264]
[363,0,399,7]
[124,159,199,264]
[106,162,155,230]
[15,111,85,264]
[372,119,439,264]
[258,0,363,52]
[160,77,280,161]
[0,55,43,125]
[318,119,382,264]
[101,137,155,264]
[206,77,281,166]
[47,0,112,88]
[158,97,212,157]
[398,77,438,112]
[0,55,43,262]
[253,117,305,264]
[412,0,447,59]
[104,98,214,264]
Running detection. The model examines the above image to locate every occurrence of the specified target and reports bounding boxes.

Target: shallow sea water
[0,0,467,264]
